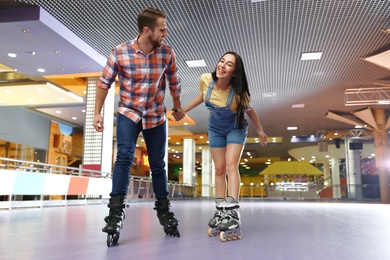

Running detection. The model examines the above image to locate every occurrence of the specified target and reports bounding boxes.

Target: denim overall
[205,79,248,148]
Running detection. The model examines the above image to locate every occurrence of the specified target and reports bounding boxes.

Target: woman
[179,51,267,238]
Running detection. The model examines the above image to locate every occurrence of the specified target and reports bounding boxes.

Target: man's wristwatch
[172,108,182,113]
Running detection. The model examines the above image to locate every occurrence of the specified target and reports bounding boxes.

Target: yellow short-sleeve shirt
[199,73,239,112]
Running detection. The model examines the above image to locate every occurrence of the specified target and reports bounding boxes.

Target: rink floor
[1,198,390,260]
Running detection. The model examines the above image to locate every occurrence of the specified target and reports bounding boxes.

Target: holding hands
[172,108,186,122]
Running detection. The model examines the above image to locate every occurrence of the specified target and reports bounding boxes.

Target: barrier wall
[0,167,196,209]
[0,169,112,209]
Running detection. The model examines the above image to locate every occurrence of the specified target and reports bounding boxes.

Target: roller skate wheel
[106,233,120,247]
[219,231,226,242]
[207,227,213,237]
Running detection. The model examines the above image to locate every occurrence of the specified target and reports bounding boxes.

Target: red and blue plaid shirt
[98,37,182,129]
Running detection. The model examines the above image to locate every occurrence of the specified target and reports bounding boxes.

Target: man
[93,7,185,245]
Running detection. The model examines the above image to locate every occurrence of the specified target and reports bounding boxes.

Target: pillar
[373,109,390,203]
[83,77,114,174]
[201,148,212,197]
[182,138,195,184]
[344,138,363,199]
[331,158,341,199]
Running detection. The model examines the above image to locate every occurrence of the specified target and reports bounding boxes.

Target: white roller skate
[217,196,242,242]
[207,198,225,237]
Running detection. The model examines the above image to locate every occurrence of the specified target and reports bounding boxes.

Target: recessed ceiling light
[72,117,77,120]
[185,60,206,67]
[8,53,17,58]
[291,104,305,108]
[301,52,322,60]
[56,110,61,114]
[381,28,390,33]
[37,68,45,72]
[81,109,86,113]
[22,29,30,33]
[287,126,298,130]
[262,92,277,98]
[54,50,62,54]
[79,66,85,69]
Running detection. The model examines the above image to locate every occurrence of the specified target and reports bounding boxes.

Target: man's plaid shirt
[98,37,182,129]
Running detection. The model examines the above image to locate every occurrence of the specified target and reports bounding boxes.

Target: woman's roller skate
[207,198,225,237]
[217,196,242,242]
[154,199,180,237]
[102,195,126,247]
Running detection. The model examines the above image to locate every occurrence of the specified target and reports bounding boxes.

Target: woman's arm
[172,93,204,121]
[246,108,268,146]
[182,93,204,114]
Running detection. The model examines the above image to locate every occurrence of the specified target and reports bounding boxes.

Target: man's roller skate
[154,199,180,237]
[217,196,242,242]
[102,195,126,247]
[207,198,225,237]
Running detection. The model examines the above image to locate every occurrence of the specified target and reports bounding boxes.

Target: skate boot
[207,198,225,237]
[102,195,126,247]
[154,199,180,237]
[217,196,242,242]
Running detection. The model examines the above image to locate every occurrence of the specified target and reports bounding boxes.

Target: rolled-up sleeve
[98,48,119,90]
[166,50,181,98]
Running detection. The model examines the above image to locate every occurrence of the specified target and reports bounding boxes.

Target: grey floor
[1,199,390,260]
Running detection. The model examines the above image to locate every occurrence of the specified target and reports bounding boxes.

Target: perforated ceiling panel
[1,0,390,160]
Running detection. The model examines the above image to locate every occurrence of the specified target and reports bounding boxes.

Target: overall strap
[205,79,215,101]
[225,86,235,107]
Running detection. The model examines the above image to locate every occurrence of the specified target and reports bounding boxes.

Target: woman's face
[216,53,236,81]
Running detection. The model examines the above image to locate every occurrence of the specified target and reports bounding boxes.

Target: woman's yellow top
[199,73,240,112]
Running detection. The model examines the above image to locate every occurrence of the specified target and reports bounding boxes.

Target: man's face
[148,17,168,48]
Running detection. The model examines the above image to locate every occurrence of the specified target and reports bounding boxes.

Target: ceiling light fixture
[287,126,298,130]
[291,104,305,108]
[8,53,17,58]
[301,52,322,60]
[262,92,277,98]
[381,28,390,33]
[185,60,206,67]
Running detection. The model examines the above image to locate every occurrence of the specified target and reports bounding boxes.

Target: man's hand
[172,110,186,122]
[93,114,104,132]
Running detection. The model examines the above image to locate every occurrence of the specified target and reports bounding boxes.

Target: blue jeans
[110,113,168,199]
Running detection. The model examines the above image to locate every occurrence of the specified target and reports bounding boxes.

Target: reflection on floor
[1,198,390,260]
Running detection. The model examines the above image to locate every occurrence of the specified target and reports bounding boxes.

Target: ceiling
[0,0,390,171]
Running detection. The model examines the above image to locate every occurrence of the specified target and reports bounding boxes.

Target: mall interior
[1,1,390,259]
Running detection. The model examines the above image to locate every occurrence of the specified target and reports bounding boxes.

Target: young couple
[94,7,267,245]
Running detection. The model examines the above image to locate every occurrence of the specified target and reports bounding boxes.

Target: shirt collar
[134,35,157,55]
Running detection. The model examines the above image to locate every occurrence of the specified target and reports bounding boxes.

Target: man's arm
[93,87,109,132]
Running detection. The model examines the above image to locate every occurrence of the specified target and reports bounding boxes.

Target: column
[83,77,114,174]
[344,138,363,199]
[331,158,341,199]
[182,138,195,184]
[201,148,212,197]
[373,109,390,203]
